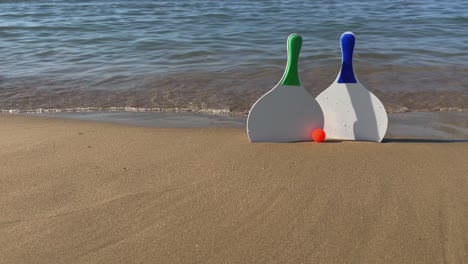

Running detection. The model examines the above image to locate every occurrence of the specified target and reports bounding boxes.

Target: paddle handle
[338,32,357,83]
[281,33,302,86]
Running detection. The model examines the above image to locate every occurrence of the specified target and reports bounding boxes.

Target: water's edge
[5,111,467,141]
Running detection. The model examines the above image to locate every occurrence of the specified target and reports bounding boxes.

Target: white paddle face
[247,84,324,142]
[316,32,388,142]
[247,34,324,142]
[317,83,387,142]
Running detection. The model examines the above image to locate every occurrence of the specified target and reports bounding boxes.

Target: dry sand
[1,114,467,264]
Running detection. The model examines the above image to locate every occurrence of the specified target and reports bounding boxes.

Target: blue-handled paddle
[316,32,388,142]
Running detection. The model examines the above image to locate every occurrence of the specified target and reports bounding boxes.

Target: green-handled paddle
[247,34,324,142]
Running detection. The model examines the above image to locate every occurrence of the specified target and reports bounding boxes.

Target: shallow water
[1,0,468,113]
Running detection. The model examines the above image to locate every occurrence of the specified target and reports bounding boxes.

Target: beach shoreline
[3,110,468,140]
[1,114,467,263]
[2,0,468,261]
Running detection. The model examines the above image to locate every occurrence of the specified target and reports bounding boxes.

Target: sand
[1,114,467,264]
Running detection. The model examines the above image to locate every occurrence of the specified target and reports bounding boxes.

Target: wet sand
[1,114,468,263]
[41,111,468,140]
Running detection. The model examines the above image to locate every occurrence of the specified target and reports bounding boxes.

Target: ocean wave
[1,107,236,116]
[2,106,467,117]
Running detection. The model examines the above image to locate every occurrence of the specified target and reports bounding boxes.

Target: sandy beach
[1,114,467,263]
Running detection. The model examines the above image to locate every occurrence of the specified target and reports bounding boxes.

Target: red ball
[312,129,326,142]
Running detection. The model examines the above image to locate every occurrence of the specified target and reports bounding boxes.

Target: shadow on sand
[382,138,468,143]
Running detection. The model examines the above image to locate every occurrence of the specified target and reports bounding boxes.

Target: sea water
[1,0,467,114]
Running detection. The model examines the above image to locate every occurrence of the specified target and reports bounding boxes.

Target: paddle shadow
[324,140,344,143]
[382,138,468,143]
[346,83,381,142]
[292,139,343,143]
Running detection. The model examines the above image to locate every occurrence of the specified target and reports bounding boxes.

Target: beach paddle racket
[247,34,324,142]
[316,32,388,142]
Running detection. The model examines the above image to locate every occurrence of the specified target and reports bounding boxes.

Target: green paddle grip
[281,33,302,86]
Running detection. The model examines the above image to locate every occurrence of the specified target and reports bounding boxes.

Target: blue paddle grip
[337,32,357,83]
